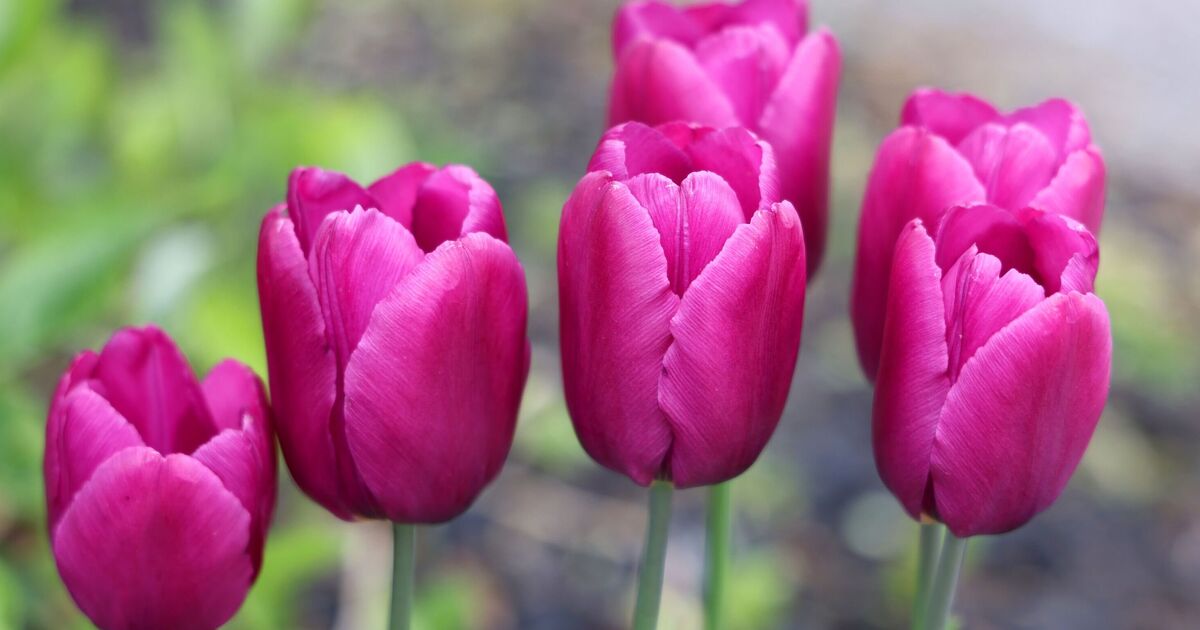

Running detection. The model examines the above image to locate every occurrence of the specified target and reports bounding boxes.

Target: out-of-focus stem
[633,481,674,630]
[704,481,732,630]
[922,532,968,630]
[911,522,945,629]
[390,523,415,630]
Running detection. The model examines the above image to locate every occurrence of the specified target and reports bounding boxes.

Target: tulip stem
[390,523,415,630]
[922,532,967,630]
[633,481,674,630]
[911,522,945,629]
[704,481,732,630]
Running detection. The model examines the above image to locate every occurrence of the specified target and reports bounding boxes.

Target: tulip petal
[940,248,1045,380]
[851,128,984,379]
[366,162,438,230]
[871,221,951,519]
[201,359,269,433]
[193,414,275,574]
[287,167,379,254]
[1020,209,1099,294]
[685,0,807,46]
[694,24,791,125]
[344,233,528,523]
[1031,148,1106,235]
[410,165,509,252]
[589,121,694,185]
[931,292,1111,536]
[256,206,346,517]
[900,88,999,145]
[613,0,704,56]
[197,359,275,571]
[1005,97,1092,157]
[44,385,144,533]
[91,326,217,456]
[934,204,1034,277]
[660,201,806,487]
[956,122,1060,210]
[53,447,253,630]
[609,38,739,128]
[686,125,780,219]
[757,28,840,274]
[309,208,425,370]
[628,171,745,295]
[558,172,679,485]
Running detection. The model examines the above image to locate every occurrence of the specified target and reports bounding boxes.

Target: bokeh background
[1,0,1198,628]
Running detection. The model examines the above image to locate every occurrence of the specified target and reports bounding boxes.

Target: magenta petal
[197,359,275,571]
[900,88,999,145]
[956,122,1060,210]
[1020,209,1099,294]
[1005,97,1092,157]
[628,171,745,295]
[366,162,438,230]
[934,204,1034,276]
[686,126,781,219]
[558,172,679,485]
[661,201,806,487]
[44,385,144,533]
[309,208,424,370]
[192,415,275,574]
[609,38,739,128]
[287,167,379,254]
[53,448,253,630]
[344,233,528,523]
[931,292,1111,536]
[871,221,951,519]
[694,24,790,125]
[757,28,840,274]
[590,122,694,183]
[410,165,509,252]
[851,127,985,380]
[1031,148,1106,235]
[613,0,703,56]
[940,249,1045,379]
[256,206,346,518]
[202,359,269,433]
[91,326,217,456]
[686,0,808,46]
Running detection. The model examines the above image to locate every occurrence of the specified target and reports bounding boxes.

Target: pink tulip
[45,326,275,630]
[873,211,1111,537]
[257,163,529,523]
[559,121,807,487]
[852,89,1107,379]
[608,0,840,274]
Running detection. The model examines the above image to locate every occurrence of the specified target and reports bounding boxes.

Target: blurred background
[1,0,1197,628]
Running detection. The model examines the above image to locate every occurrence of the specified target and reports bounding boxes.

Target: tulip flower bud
[872,212,1111,537]
[45,326,275,630]
[609,0,840,274]
[559,121,807,487]
[257,163,529,523]
[852,89,1107,380]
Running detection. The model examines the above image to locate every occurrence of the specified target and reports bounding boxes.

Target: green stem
[633,481,674,630]
[390,523,415,630]
[922,533,968,630]
[704,482,732,630]
[911,523,945,629]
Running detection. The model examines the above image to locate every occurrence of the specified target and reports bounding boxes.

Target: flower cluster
[43,1,1111,629]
